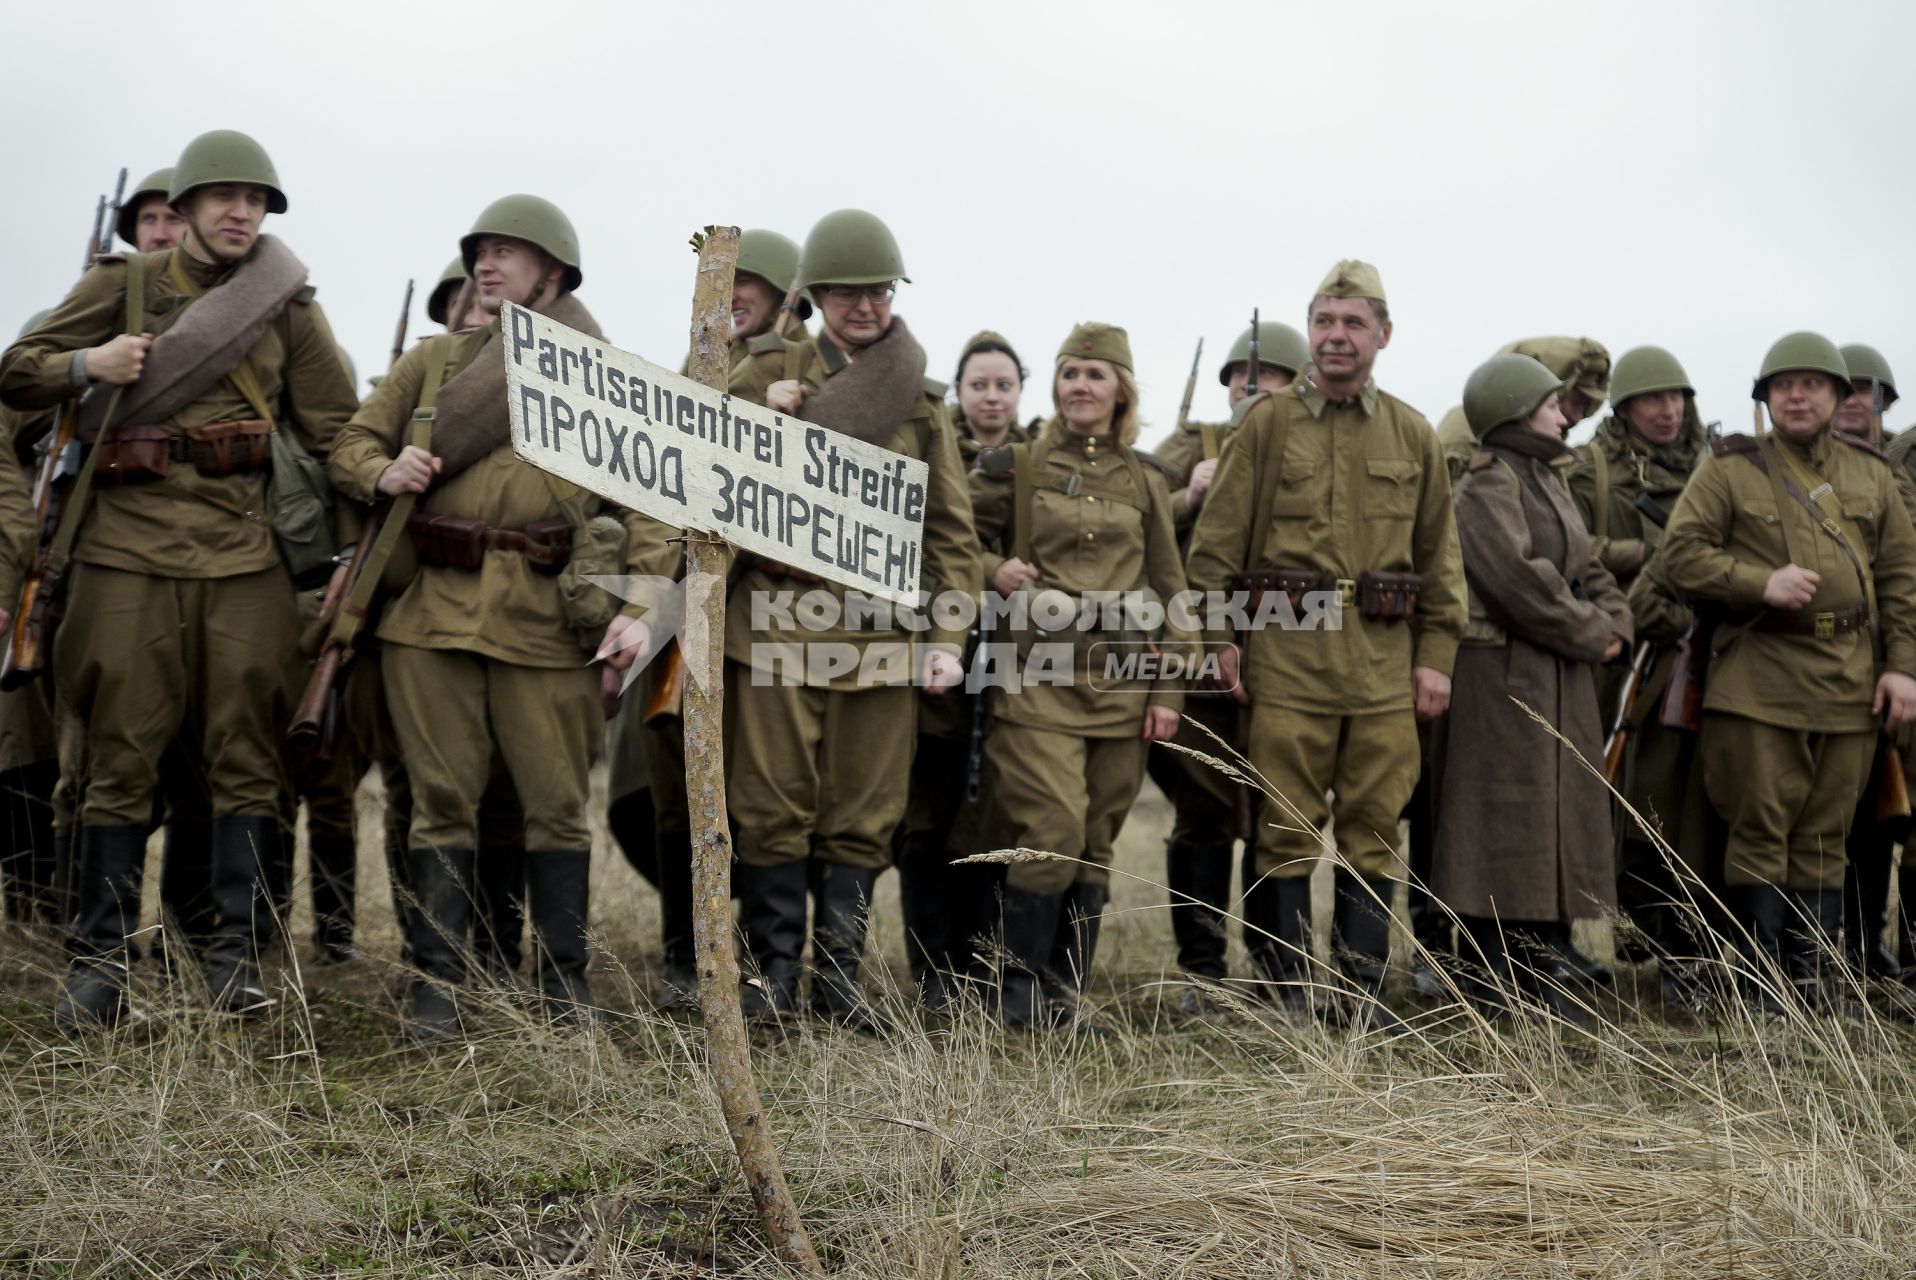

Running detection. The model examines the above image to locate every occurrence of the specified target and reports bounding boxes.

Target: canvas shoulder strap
[1766,436,1875,621]
[1244,396,1297,569]
[328,335,454,647]
[1010,440,1038,564]
[1590,443,1611,540]
[49,255,146,561]
[1198,419,1219,462]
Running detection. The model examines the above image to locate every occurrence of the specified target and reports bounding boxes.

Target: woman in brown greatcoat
[1433,354,1632,1017]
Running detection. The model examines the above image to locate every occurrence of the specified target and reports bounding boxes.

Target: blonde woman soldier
[970,322,1195,1031]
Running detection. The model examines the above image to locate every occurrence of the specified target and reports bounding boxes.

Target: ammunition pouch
[1232,568,1323,613]
[89,425,173,486]
[1356,570,1421,622]
[405,513,576,576]
[183,419,274,477]
[405,513,487,571]
[1753,601,1870,639]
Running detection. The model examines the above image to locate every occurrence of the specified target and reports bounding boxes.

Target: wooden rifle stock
[1658,615,1713,732]
[286,515,378,758]
[1602,642,1657,784]
[641,636,686,726]
[1876,742,1912,835]
[1,396,84,690]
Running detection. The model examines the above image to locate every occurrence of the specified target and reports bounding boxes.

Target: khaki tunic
[1432,439,1631,923]
[1185,378,1467,711]
[1659,429,1916,732]
[329,323,679,665]
[969,430,1193,733]
[0,248,355,578]
[0,416,55,775]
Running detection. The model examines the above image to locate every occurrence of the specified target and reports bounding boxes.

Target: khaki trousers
[56,564,295,826]
[984,722,1147,894]
[1246,704,1417,880]
[1702,712,1873,890]
[727,662,913,870]
[383,643,596,851]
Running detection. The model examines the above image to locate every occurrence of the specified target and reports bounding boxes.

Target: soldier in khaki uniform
[971,322,1192,1030]
[1659,332,1916,1010]
[1829,344,1913,978]
[1,130,358,1030]
[1185,260,1466,1026]
[330,195,679,1041]
[729,209,978,1030]
[895,328,1032,1010]
[1146,318,1304,1009]
[1563,346,1722,1002]
[423,257,467,329]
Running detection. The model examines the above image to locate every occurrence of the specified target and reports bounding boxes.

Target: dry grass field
[4,764,1916,1277]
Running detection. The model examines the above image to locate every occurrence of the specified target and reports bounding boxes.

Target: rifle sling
[47,255,145,564]
[1198,420,1219,463]
[327,336,451,649]
[1590,445,1610,541]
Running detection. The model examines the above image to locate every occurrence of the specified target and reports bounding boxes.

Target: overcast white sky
[5,0,1910,449]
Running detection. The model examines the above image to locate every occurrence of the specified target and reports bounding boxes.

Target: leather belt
[1754,602,1870,639]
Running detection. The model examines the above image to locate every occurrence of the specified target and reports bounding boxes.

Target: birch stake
[682,224,824,1276]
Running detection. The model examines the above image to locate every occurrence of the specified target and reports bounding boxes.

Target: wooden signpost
[505,227,932,1275]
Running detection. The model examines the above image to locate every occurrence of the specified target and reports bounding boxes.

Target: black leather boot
[1458,916,1517,1020]
[50,824,78,937]
[1730,883,1791,1016]
[1243,873,1313,1021]
[1842,851,1901,979]
[402,846,474,1044]
[309,833,359,964]
[739,860,807,1020]
[157,819,214,974]
[472,845,525,984]
[1042,880,1110,1036]
[1168,839,1233,1012]
[998,885,1064,1030]
[1787,887,1845,1014]
[653,827,698,1012]
[53,826,148,1035]
[810,863,888,1035]
[201,816,283,1017]
[1331,872,1407,1036]
[1540,922,1613,989]
[526,850,597,1026]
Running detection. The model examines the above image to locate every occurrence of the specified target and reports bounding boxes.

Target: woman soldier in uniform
[896,331,1035,1010]
[1433,354,1632,1020]
[970,323,1194,1031]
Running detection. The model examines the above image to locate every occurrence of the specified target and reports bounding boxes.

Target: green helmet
[114,168,174,245]
[426,257,468,327]
[1839,343,1899,407]
[335,344,358,393]
[1753,331,1851,401]
[1462,353,1564,440]
[796,209,909,291]
[169,130,287,214]
[738,228,810,321]
[461,195,582,292]
[15,309,51,341]
[1610,345,1694,406]
[1217,320,1309,385]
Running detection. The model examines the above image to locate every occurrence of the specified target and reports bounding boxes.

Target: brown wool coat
[1432,435,1632,923]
